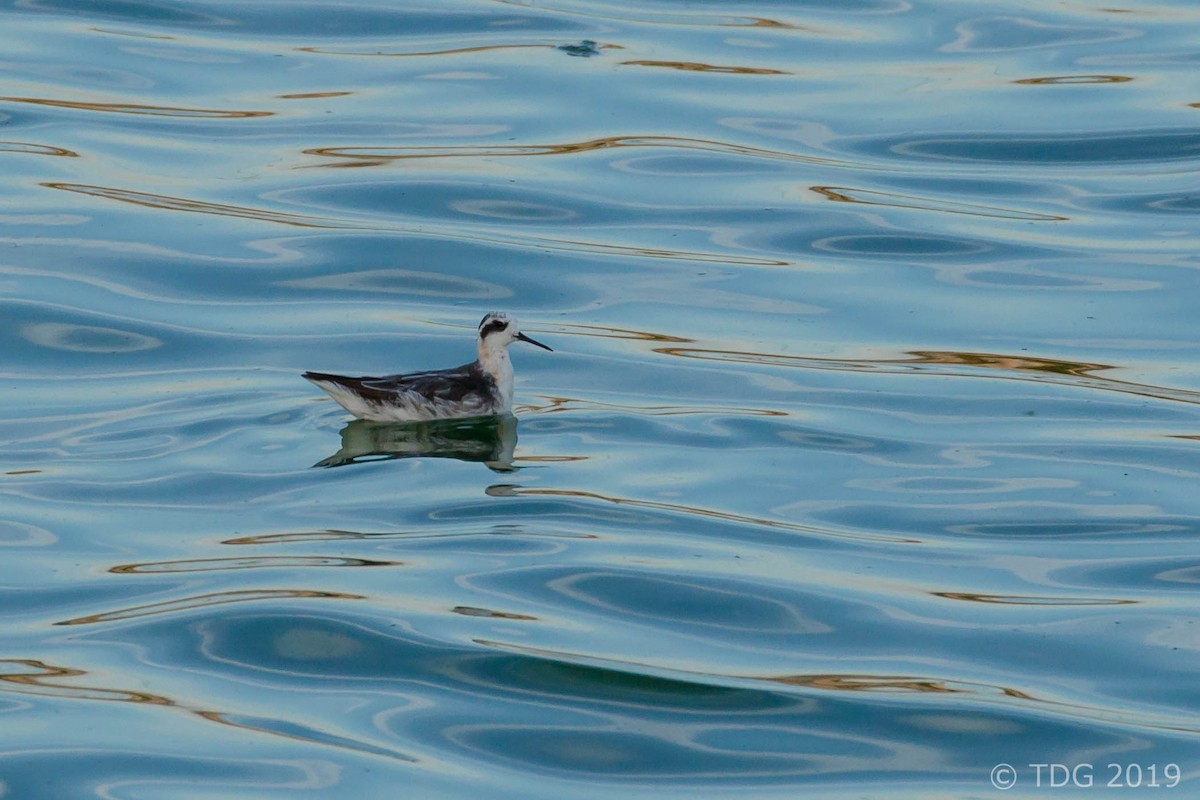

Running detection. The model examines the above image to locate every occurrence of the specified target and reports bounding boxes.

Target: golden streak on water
[276,91,354,99]
[223,530,385,545]
[513,487,921,543]
[765,673,1043,702]
[524,234,788,265]
[54,589,363,626]
[655,346,1200,406]
[453,606,539,620]
[42,182,357,229]
[905,350,1111,376]
[811,185,1068,221]
[298,43,563,57]
[934,591,1137,606]
[0,658,173,705]
[762,673,1200,733]
[545,322,695,343]
[1013,75,1133,84]
[0,96,272,118]
[620,60,789,75]
[89,26,176,40]
[222,527,597,545]
[0,141,79,157]
[303,134,852,169]
[42,182,782,265]
[522,394,787,417]
[109,556,396,573]
[769,673,970,693]
[459,640,1200,732]
[486,0,805,31]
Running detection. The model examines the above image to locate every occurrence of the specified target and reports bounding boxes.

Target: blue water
[3,0,1200,797]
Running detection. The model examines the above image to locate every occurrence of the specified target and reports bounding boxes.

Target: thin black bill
[516,331,553,351]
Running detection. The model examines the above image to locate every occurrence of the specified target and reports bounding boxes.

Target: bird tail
[302,371,361,389]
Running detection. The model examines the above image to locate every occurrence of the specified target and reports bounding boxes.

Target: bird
[302,312,552,422]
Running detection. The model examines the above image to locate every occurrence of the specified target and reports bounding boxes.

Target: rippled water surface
[3,0,1200,797]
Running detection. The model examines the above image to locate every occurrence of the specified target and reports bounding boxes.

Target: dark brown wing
[303,363,495,404]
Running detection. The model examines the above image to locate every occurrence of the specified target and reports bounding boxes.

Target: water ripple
[43,183,357,229]
[811,185,1067,221]
[200,711,419,763]
[620,59,789,75]
[0,95,271,118]
[522,396,786,418]
[488,0,821,31]
[299,42,594,59]
[858,128,1200,165]
[54,590,362,626]
[0,658,171,704]
[945,15,1137,53]
[655,346,1200,406]
[0,140,78,157]
[510,487,919,544]
[933,592,1137,607]
[303,134,854,169]
[21,321,161,353]
[43,181,787,265]
[109,556,395,574]
[1013,74,1133,85]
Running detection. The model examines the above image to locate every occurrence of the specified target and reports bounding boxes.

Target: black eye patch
[480,319,508,338]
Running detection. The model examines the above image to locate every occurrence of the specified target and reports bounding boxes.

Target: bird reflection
[313,415,518,472]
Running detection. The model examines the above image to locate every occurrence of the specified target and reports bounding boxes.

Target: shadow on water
[312,415,518,472]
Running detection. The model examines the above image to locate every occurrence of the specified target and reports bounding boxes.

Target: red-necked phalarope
[303,312,552,422]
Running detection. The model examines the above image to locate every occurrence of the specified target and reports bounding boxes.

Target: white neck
[478,338,514,411]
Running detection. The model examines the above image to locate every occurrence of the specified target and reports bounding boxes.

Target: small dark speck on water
[558,40,601,57]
